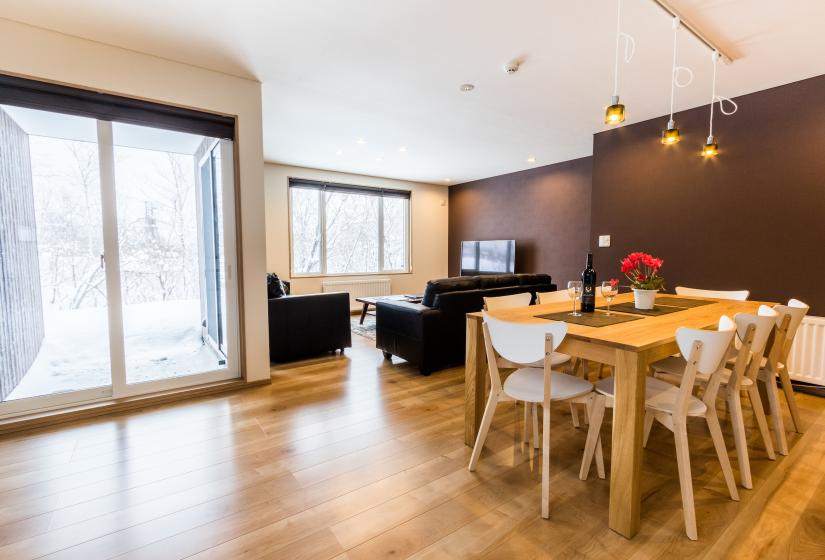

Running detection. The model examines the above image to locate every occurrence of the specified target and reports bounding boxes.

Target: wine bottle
[581,252,596,312]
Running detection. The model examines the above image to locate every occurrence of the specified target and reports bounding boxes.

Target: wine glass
[601,281,618,315]
[567,280,583,317]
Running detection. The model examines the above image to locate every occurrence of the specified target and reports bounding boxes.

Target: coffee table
[355,294,423,324]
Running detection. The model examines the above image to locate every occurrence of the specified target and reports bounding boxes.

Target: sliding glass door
[0,104,239,416]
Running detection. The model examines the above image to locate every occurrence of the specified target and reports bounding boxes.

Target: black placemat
[598,302,683,316]
[653,297,715,308]
[535,310,644,327]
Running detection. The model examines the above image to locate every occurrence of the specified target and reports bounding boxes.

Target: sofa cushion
[477,274,519,289]
[422,276,480,307]
[516,273,553,287]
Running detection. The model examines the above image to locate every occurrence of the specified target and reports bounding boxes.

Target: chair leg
[643,410,654,448]
[706,409,740,501]
[778,366,803,434]
[746,384,776,460]
[569,402,580,428]
[468,391,499,471]
[532,404,540,449]
[762,377,789,455]
[523,401,530,444]
[586,397,605,478]
[673,422,698,541]
[727,389,752,489]
[579,394,606,481]
[541,402,551,519]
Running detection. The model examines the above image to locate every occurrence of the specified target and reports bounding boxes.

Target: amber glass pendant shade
[661,125,680,145]
[702,141,719,157]
[604,95,625,125]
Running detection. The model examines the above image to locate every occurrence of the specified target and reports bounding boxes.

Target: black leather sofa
[268,292,352,362]
[376,273,555,374]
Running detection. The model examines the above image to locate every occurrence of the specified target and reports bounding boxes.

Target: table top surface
[471,293,773,352]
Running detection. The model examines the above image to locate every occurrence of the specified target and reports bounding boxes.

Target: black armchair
[268,292,352,362]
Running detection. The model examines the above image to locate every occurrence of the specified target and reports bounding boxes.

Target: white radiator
[787,315,825,387]
[322,278,391,311]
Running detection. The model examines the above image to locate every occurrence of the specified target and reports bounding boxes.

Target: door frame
[0,121,240,418]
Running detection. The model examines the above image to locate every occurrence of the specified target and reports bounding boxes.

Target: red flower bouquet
[620,252,665,291]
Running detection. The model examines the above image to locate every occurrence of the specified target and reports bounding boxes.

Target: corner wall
[0,18,269,382]
[590,74,825,314]
[448,157,593,285]
[265,163,449,295]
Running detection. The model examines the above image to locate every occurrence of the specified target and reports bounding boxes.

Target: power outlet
[598,235,611,248]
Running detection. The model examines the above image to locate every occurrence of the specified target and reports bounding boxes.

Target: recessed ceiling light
[459,84,475,92]
[356,138,366,145]
[398,146,407,153]
[443,178,451,182]
[335,150,343,156]
[375,157,383,162]
[527,156,536,163]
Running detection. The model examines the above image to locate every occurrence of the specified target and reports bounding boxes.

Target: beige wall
[0,18,270,382]
[265,163,449,296]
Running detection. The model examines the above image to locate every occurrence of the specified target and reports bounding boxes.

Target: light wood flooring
[0,334,824,559]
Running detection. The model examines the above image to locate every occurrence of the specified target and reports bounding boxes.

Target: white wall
[0,18,270,382]
[265,163,449,295]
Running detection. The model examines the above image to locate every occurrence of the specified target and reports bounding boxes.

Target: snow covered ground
[7,299,225,401]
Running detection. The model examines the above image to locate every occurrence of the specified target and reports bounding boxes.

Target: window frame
[287,178,412,278]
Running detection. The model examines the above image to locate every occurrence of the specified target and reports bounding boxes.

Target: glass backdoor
[0,105,239,417]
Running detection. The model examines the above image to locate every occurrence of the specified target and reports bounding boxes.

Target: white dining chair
[483,292,532,311]
[486,292,571,370]
[536,289,598,425]
[651,306,778,489]
[580,317,739,540]
[468,312,604,519]
[485,292,575,435]
[758,298,809,455]
[675,286,750,300]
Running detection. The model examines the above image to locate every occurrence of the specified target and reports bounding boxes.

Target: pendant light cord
[613,0,622,97]
[668,17,679,122]
[709,51,718,138]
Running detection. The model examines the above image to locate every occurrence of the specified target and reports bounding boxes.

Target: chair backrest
[674,317,736,416]
[732,306,778,384]
[484,292,532,311]
[773,299,810,358]
[675,286,750,301]
[483,312,566,367]
[536,290,570,305]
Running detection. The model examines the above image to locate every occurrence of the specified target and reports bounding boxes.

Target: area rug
[351,315,377,341]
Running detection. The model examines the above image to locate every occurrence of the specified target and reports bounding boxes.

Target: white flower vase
[633,288,657,310]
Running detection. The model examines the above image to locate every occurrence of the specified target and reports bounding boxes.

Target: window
[289,179,410,275]
[0,74,240,417]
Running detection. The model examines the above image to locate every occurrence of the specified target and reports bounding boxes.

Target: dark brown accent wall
[591,74,825,314]
[448,157,593,285]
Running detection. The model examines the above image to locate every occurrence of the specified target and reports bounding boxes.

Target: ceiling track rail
[650,0,734,64]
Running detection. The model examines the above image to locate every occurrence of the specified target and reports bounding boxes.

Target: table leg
[359,302,369,325]
[465,317,486,446]
[609,349,647,538]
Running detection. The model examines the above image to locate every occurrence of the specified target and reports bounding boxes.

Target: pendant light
[661,17,691,145]
[605,0,634,125]
[703,50,738,157]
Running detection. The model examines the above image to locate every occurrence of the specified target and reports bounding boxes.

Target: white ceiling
[2,1,824,185]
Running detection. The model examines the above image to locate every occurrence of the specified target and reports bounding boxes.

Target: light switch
[598,235,611,248]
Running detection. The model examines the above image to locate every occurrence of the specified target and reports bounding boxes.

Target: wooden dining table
[464,292,771,539]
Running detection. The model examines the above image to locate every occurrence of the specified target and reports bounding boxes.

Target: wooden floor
[0,335,824,559]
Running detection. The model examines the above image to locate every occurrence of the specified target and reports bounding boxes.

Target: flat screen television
[460,240,516,276]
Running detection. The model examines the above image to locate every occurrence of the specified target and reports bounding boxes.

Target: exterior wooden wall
[0,107,44,400]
